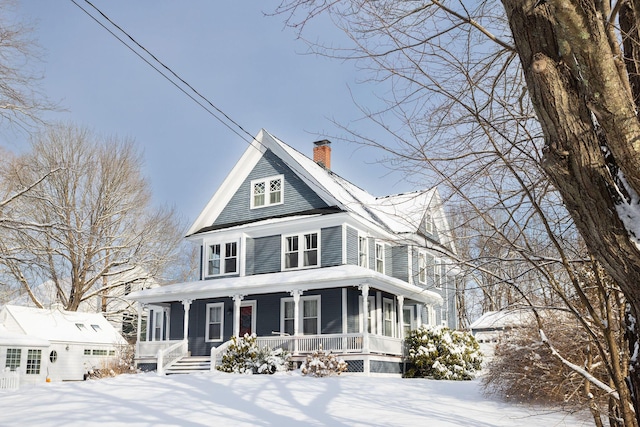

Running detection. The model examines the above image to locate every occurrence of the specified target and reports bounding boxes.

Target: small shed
[469,309,536,343]
[0,305,127,381]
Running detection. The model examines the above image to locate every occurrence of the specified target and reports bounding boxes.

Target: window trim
[205,302,225,342]
[280,295,321,335]
[250,174,284,209]
[375,242,385,274]
[434,258,442,289]
[358,235,368,268]
[383,298,395,337]
[418,251,427,284]
[358,295,377,334]
[282,231,320,270]
[204,240,239,278]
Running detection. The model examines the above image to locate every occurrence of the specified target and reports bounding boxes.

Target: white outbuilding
[0,305,127,383]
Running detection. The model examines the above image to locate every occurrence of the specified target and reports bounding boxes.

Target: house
[0,305,127,383]
[128,129,462,375]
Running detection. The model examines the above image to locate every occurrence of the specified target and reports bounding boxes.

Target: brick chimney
[313,140,331,169]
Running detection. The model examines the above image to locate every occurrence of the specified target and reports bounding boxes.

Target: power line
[69,0,256,146]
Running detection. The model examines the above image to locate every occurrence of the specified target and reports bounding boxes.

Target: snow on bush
[217,334,291,374]
[405,325,482,380]
[300,346,348,377]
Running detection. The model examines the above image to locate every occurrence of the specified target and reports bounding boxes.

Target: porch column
[290,290,303,355]
[136,302,145,358]
[359,284,370,354]
[233,295,244,337]
[397,295,405,340]
[181,299,192,354]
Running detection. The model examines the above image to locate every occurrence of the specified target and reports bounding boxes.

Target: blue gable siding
[392,246,408,282]
[321,226,342,267]
[250,235,282,275]
[213,150,330,226]
[345,226,358,266]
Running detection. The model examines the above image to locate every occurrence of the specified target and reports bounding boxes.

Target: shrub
[300,346,348,377]
[405,325,482,380]
[86,344,136,379]
[217,334,290,374]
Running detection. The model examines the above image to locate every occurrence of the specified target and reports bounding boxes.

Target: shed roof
[1,305,126,346]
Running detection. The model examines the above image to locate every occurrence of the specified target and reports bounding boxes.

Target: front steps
[165,356,211,375]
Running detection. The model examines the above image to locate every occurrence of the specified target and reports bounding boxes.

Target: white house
[0,305,127,382]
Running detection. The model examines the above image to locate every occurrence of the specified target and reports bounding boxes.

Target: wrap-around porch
[129,265,443,375]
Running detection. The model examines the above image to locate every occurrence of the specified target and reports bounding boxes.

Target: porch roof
[127,265,442,306]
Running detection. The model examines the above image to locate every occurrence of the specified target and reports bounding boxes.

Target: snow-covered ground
[0,371,589,426]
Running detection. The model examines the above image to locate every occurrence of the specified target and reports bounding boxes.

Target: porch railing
[256,333,402,356]
[210,339,234,371]
[137,340,184,359]
[156,340,188,375]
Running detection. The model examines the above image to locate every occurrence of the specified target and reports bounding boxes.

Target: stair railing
[156,340,187,376]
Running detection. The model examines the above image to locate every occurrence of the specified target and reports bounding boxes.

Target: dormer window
[206,241,238,277]
[251,175,283,208]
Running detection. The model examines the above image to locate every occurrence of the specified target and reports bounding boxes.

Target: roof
[469,310,536,331]
[1,305,127,346]
[187,129,450,248]
[127,264,443,306]
[0,324,49,347]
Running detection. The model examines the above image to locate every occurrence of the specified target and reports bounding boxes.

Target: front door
[239,301,256,336]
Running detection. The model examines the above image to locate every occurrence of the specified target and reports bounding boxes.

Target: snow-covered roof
[0,305,127,346]
[469,309,536,331]
[0,324,49,347]
[188,129,450,248]
[128,264,442,306]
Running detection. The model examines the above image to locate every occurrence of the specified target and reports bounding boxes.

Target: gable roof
[0,305,127,346]
[187,129,451,250]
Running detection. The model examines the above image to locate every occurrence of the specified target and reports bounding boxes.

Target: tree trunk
[503,1,640,424]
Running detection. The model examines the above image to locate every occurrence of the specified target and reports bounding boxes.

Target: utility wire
[69,0,257,146]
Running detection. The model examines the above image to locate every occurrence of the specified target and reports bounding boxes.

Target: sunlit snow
[0,371,589,426]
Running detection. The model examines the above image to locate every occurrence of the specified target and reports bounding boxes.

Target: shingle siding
[214,150,329,226]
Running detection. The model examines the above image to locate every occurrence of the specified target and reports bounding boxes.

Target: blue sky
[8,1,414,223]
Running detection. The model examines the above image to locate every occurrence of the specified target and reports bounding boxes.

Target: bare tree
[0,0,54,129]
[0,124,184,317]
[272,0,640,423]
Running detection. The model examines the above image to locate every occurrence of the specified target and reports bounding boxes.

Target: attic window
[424,213,434,234]
[251,175,283,209]
[75,323,87,331]
[91,324,101,332]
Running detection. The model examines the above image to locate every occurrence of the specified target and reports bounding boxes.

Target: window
[91,324,101,332]
[358,236,368,268]
[92,349,108,356]
[251,175,283,208]
[375,242,385,274]
[281,296,321,335]
[359,296,377,334]
[84,349,91,355]
[26,349,41,375]
[418,252,427,284]
[75,323,86,331]
[147,305,170,342]
[5,348,20,371]
[434,259,442,288]
[283,232,319,270]
[403,306,415,337]
[206,241,238,276]
[206,303,224,342]
[424,213,434,234]
[49,350,58,363]
[383,299,395,337]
